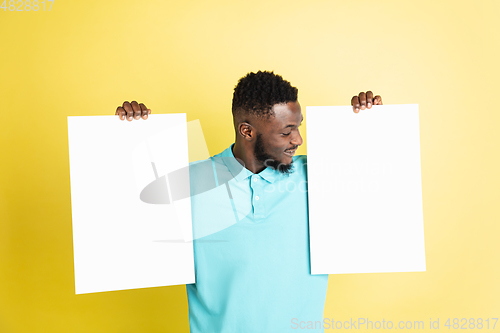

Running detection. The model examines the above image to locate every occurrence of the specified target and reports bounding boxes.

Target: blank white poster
[306,105,426,274]
[67,114,195,294]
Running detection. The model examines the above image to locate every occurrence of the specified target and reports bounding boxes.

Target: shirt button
[253,177,258,182]
[255,196,260,200]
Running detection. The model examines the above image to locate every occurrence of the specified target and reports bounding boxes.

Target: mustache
[285,146,298,151]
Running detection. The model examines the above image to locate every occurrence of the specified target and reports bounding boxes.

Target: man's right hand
[115,101,151,121]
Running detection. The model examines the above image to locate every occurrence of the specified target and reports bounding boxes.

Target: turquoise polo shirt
[186,143,329,333]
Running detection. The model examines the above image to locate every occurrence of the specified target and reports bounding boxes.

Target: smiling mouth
[284,149,296,157]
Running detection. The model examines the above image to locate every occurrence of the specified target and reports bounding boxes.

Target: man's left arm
[351,91,383,113]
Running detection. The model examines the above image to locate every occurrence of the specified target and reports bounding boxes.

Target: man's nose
[291,129,303,146]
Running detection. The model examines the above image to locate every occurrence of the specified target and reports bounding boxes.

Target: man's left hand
[351,91,383,113]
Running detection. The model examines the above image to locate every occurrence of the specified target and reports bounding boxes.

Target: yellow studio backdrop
[1,0,499,332]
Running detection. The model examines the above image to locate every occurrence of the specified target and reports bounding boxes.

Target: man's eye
[282,132,291,136]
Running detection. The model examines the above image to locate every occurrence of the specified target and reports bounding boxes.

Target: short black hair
[231,71,298,119]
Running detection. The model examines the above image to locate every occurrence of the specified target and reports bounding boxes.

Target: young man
[115,71,382,332]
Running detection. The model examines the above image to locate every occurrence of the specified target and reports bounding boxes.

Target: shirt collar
[217,143,281,184]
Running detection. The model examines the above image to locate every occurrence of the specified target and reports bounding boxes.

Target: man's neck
[232,140,266,175]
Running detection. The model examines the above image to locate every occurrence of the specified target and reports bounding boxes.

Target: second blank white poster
[68,114,195,294]
[306,104,426,275]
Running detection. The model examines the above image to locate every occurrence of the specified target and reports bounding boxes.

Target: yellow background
[1,0,499,332]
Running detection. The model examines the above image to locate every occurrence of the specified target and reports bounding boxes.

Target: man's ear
[238,122,255,141]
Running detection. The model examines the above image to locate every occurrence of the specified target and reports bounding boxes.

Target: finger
[131,101,142,120]
[115,106,126,121]
[366,91,373,108]
[122,101,134,121]
[139,103,149,120]
[374,95,383,105]
[358,92,367,110]
[351,96,360,113]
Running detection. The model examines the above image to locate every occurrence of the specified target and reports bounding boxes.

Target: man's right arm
[115,100,151,121]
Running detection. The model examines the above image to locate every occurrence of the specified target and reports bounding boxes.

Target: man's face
[253,101,304,174]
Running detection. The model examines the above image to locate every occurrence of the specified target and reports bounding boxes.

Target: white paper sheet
[67,114,195,294]
[306,104,426,274]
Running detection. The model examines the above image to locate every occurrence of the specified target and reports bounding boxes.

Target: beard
[254,133,294,174]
